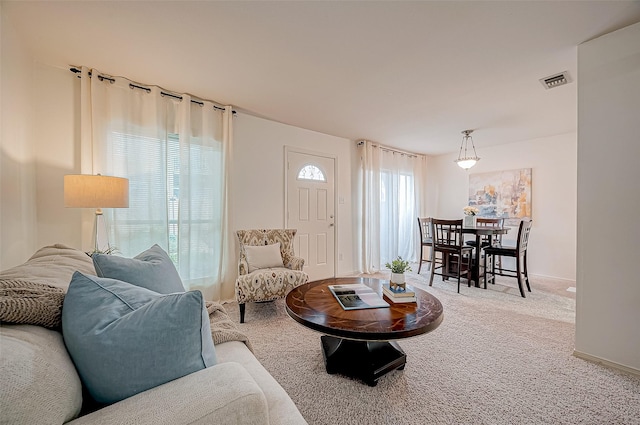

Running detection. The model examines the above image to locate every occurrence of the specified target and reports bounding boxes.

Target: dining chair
[429,219,474,293]
[482,218,533,298]
[417,217,435,273]
[466,217,504,271]
[465,217,504,247]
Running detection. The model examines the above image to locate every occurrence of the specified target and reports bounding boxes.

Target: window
[110,131,223,278]
[297,164,326,181]
[357,140,425,273]
[80,67,229,298]
[379,171,415,265]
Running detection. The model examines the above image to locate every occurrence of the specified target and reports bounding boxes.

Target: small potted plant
[385,256,412,290]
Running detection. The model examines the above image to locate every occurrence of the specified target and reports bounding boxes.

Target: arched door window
[297,164,326,182]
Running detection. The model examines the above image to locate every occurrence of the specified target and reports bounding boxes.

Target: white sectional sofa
[0,244,306,425]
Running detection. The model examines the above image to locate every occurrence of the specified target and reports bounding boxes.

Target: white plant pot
[391,272,405,285]
[464,215,476,228]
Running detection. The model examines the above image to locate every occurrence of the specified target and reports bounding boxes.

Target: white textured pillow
[244,243,284,273]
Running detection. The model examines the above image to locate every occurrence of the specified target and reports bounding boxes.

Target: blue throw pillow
[92,244,184,293]
[62,272,216,404]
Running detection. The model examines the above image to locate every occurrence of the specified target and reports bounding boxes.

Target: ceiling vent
[539,71,571,89]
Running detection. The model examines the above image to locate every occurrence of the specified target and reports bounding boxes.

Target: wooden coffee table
[285,277,443,386]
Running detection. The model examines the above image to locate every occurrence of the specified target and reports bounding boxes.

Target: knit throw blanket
[0,278,252,351]
[206,300,253,351]
[0,279,65,329]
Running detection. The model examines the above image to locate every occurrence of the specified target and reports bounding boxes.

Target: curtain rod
[70,67,234,113]
[356,140,419,158]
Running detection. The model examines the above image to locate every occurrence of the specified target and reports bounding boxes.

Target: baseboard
[338,270,363,277]
[573,350,640,378]
[530,273,576,285]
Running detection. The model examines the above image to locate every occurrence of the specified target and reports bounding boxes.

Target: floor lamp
[64,174,129,253]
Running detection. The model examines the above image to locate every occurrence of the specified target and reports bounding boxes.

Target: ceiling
[4,1,640,155]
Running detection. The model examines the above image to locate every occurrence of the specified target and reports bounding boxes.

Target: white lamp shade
[64,175,129,208]
[456,159,478,170]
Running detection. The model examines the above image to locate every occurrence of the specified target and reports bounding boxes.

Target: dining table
[462,225,510,287]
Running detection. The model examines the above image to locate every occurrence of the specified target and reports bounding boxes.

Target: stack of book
[328,283,390,310]
[382,283,417,303]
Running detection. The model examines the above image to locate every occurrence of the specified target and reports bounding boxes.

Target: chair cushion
[484,245,517,256]
[436,246,473,255]
[244,243,284,273]
[62,272,216,404]
[235,268,308,304]
[466,240,492,247]
[93,244,184,294]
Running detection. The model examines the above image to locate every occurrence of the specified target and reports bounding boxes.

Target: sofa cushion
[0,244,96,329]
[92,244,184,293]
[62,272,216,404]
[0,324,83,424]
[67,362,270,425]
[216,341,308,425]
[244,242,284,273]
[0,243,95,290]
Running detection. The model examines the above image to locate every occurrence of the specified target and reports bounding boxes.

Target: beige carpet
[223,272,640,425]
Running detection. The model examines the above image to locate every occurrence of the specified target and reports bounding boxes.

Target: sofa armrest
[287,256,305,271]
[67,362,268,425]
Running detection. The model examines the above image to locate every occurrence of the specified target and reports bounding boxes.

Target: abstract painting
[468,168,532,226]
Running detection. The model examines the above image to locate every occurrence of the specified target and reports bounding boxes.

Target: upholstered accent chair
[235,229,308,323]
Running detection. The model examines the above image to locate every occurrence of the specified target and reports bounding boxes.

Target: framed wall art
[468,168,532,226]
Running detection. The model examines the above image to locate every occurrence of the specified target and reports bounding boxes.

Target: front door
[286,150,336,281]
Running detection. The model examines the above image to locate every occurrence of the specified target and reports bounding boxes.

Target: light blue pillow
[62,272,216,404]
[92,244,184,293]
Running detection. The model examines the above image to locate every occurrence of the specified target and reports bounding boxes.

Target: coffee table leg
[320,335,406,386]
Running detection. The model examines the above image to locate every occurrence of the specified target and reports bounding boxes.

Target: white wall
[1,59,87,268]
[34,63,85,251]
[231,112,356,277]
[0,6,39,269]
[576,22,640,372]
[426,133,577,281]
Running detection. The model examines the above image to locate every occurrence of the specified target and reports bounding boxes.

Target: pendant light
[455,130,480,170]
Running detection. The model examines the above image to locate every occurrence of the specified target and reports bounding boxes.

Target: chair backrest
[236,229,297,275]
[476,217,504,244]
[431,219,465,249]
[417,217,433,244]
[516,218,533,255]
[476,217,504,228]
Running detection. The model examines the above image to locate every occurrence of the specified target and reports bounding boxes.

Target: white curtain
[79,67,232,301]
[357,141,426,273]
